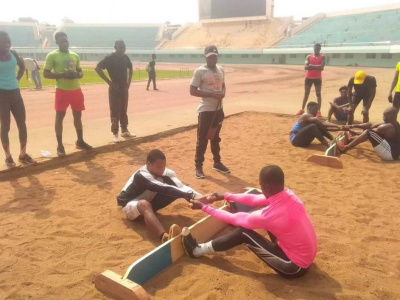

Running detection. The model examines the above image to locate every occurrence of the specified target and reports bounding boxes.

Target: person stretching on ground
[290,102,341,148]
[339,107,400,161]
[327,86,350,122]
[183,165,317,278]
[117,149,203,243]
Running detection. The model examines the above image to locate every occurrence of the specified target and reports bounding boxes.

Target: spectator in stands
[190,45,230,179]
[146,54,158,91]
[347,70,377,125]
[23,58,42,89]
[327,86,350,122]
[297,43,325,118]
[388,61,400,109]
[43,32,92,157]
[95,39,135,143]
[0,31,36,168]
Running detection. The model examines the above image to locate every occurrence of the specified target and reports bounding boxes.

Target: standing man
[297,43,325,117]
[23,57,42,89]
[387,61,400,109]
[43,32,92,157]
[0,31,36,168]
[347,70,377,125]
[146,54,158,91]
[95,39,135,143]
[190,45,230,179]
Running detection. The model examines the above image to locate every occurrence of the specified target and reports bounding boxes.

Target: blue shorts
[334,113,347,121]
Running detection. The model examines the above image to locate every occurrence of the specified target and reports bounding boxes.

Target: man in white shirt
[23,58,42,89]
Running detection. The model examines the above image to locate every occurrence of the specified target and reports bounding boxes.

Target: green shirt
[44,50,81,90]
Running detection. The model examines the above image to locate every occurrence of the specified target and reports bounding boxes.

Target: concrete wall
[15,47,400,68]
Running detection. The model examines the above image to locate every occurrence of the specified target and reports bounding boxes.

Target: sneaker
[19,154,37,164]
[317,111,322,118]
[75,140,93,150]
[213,162,230,174]
[113,134,120,143]
[182,227,200,258]
[5,156,16,168]
[161,232,169,244]
[196,167,205,179]
[57,146,66,157]
[168,224,181,239]
[296,109,304,115]
[121,130,136,138]
[154,88,159,91]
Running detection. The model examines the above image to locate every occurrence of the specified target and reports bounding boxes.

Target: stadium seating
[0,23,40,47]
[278,9,400,47]
[61,24,162,49]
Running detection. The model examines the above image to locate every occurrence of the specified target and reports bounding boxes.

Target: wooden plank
[95,270,149,300]
[307,154,343,169]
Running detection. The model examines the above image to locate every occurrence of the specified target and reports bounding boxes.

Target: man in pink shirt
[184,165,317,278]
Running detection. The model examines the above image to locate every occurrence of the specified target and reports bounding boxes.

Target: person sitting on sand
[117,149,203,243]
[290,102,341,148]
[328,86,350,122]
[339,107,400,161]
[183,165,317,278]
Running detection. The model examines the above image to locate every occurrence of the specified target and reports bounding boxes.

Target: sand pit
[0,112,400,299]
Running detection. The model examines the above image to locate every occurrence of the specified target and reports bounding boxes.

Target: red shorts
[55,88,85,112]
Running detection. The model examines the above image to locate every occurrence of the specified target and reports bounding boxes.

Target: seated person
[183,165,317,278]
[290,102,341,148]
[339,107,400,161]
[117,149,202,243]
[328,86,350,122]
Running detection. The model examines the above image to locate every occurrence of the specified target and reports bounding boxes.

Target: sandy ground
[1,63,400,299]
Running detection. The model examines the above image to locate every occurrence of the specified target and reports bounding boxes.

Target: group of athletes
[292,43,400,161]
[1,30,399,280]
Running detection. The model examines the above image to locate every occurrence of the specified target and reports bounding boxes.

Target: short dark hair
[54,31,67,41]
[314,43,321,47]
[114,39,125,47]
[307,101,318,110]
[339,85,348,92]
[259,165,284,188]
[0,31,10,40]
[146,149,166,163]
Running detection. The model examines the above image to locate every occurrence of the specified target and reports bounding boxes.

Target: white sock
[192,241,215,257]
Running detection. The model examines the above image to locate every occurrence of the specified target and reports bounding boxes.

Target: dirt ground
[1,64,400,299]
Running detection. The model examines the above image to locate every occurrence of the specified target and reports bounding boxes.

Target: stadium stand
[161,18,289,49]
[278,8,400,47]
[0,22,41,47]
[59,24,163,49]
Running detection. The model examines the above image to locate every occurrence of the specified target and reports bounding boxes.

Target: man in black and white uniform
[117,149,202,243]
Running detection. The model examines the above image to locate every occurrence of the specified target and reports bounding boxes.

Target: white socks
[192,241,215,257]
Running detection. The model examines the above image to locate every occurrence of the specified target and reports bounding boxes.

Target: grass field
[19,66,193,88]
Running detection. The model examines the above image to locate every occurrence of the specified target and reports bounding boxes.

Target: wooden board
[307,154,343,168]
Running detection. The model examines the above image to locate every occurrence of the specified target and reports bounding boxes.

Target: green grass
[19,66,193,88]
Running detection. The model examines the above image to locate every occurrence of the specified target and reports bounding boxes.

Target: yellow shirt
[396,62,400,92]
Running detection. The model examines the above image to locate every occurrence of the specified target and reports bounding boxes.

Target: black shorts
[305,78,322,87]
[352,93,372,109]
[393,92,400,109]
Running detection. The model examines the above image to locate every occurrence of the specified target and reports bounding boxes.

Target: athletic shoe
[19,154,37,164]
[182,227,200,258]
[5,156,16,168]
[317,111,322,118]
[161,232,170,244]
[196,167,205,179]
[169,224,181,239]
[121,130,136,138]
[213,162,230,174]
[113,134,120,143]
[296,109,304,115]
[154,88,159,91]
[75,140,93,150]
[57,146,66,157]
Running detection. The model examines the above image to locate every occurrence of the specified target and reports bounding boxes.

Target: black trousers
[195,109,224,167]
[147,72,156,89]
[291,124,332,147]
[212,227,309,279]
[109,87,129,134]
[0,89,27,146]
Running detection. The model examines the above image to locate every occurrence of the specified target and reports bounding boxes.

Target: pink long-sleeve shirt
[202,189,317,268]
